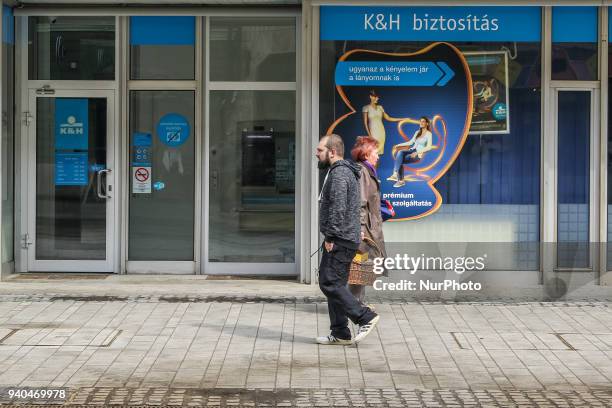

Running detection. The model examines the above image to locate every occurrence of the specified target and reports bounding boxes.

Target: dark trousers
[318,244,375,340]
[349,284,366,304]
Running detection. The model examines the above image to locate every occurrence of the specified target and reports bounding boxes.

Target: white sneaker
[316,334,352,345]
[354,315,380,344]
[386,172,399,182]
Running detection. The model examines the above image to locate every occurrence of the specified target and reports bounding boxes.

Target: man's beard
[317,152,331,170]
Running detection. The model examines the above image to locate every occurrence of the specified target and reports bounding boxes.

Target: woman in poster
[350,136,387,304]
[387,116,433,187]
[362,90,403,155]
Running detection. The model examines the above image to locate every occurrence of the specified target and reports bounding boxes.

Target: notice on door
[55,152,88,186]
[132,166,151,194]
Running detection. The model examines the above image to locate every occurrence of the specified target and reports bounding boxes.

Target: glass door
[27,89,116,272]
[554,88,598,270]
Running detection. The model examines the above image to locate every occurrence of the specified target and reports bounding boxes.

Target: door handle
[96,169,112,199]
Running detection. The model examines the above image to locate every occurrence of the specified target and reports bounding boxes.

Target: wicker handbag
[348,237,382,286]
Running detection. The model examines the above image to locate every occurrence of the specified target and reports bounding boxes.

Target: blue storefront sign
[320,6,541,42]
[130,16,196,45]
[553,7,597,43]
[2,5,14,45]
[55,152,88,186]
[610,7,612,42]
[156,113,190,147]
[55,99,89,150]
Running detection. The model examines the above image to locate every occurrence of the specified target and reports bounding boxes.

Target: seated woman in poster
[362,90,403,155]
[387,116,433,187]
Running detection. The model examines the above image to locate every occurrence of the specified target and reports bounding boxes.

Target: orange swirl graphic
[397,115,448,175]
[326,42,473,221]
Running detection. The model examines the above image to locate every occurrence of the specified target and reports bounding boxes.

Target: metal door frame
[201,14,301,276]
[549,85,600,272]
[25,88,118,272]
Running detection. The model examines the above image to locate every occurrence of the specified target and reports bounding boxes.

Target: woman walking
[350,136,387,304]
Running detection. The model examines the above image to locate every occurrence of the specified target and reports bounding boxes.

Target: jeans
[318,244,376,340]
[393,148,418,179]
[349,284,366,304]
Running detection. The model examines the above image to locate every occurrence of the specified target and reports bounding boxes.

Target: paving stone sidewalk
[3,275,612,407]
[2,387,612,407]
[0,298,612,403]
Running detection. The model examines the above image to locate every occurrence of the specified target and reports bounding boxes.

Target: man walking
[315,134,379,345]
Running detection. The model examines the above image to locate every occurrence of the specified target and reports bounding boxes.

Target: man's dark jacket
[319,159,361,250]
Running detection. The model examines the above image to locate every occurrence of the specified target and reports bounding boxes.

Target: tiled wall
[557,204,589,268]
[383,204,539,270]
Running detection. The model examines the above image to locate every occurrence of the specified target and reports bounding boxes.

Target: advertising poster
[466,51,510,134]
[320,6,542,221]
[326,42,473,220]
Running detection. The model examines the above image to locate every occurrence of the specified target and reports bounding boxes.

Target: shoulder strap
[318,170,330,202]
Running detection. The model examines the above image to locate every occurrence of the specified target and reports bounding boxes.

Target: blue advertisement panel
[55,152,88,186]
[553,7,597,43]
[610,7,612,42]
[325,42,473,220]
[2,6,14,44]
[130,16,196,46]
[320,6,541,42]
[335,61,455,87]
[55,99,89,150]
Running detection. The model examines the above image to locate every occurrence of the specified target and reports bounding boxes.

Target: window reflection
[28,16,115,80]
[209,91,295,263]
[210,17,296,82]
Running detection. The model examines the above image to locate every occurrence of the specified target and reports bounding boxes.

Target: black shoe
[316,334,352,345]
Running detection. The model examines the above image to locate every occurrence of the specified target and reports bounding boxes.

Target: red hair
[351,136,379,162]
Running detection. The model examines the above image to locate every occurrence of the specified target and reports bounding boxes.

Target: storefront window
[209,17,296,82]
[557,91,590,269]
[130,16,195,80]
[207,16,297,267]
[28,16,115,80]
[2,4,14,263]
[129,91,195,261]
[551,7,598,81]
[208,90,295,263]
[319,6,542,271]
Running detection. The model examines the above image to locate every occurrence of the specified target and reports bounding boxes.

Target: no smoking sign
[132,166,152,194]
[135,167,149,182]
